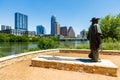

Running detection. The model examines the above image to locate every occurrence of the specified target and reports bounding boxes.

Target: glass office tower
[36,25,45,35]
[51,15,56,35]
[15,12,28,31]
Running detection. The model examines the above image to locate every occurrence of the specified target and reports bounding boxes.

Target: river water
[0,42,37,55]
[0,41,88,55]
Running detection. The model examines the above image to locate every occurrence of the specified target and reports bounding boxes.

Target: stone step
[31,55,118,77]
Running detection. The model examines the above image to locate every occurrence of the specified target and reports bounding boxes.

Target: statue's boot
[88,53,93,58]
[92,52,101,62]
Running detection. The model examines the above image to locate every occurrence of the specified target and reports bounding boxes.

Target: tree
[38,37,58,49]
[99,14,120,41]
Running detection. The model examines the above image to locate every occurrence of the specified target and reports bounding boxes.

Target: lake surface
[0,41,88,55]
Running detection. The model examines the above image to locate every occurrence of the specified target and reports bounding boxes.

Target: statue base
[31,55,118,77]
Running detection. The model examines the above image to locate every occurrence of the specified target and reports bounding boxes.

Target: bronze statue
[87,17,102,62]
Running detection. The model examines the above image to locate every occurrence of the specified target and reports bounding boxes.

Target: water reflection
[0,41,88,56]
[0,42,37,55]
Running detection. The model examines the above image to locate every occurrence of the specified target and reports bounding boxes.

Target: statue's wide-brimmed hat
[90,17,100,22]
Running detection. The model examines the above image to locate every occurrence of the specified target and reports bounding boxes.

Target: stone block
[31,55,118,77]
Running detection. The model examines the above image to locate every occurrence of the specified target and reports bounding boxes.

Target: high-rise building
[6,26,11,30]
[1,25,11,31]
[54,22,60,35]
[60,26,67,37]
[67,26,75,38]
[15,12,28,31]
[80,29,87,39]
[1,25,6,30]
[51,15,56,35]
[36,25,45,35]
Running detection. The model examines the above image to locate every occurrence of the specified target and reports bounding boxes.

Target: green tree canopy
[99,14,120,41]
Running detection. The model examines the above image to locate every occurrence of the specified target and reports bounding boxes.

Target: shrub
[30,37,40,42]
[38,37,58,49]
[0,53,8,58]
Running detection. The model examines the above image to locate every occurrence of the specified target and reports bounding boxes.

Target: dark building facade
[60,26,67,37]
[15,12,28,31]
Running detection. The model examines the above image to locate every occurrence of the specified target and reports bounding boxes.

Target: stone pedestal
[31,55,118,77]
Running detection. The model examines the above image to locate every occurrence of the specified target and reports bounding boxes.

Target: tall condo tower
[15,12,28,31]
[51,15,56,35]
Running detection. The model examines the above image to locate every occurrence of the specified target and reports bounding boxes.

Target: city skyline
[0,0,120,35]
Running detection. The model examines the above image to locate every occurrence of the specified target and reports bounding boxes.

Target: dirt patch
[0,53,120,80]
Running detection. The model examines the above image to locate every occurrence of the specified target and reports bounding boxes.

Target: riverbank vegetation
[0,53,8,58]
[21,36,59,53]
[59,42,120,50]
[0,33,59,43]
[0,33,28,42]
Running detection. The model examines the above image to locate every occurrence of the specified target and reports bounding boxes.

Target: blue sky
[0,0,120,35]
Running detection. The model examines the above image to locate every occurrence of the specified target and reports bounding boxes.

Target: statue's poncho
[87,24,102,51]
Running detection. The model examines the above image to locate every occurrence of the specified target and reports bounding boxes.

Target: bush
[30,37,39,42]
[0,53,8,58]
[0,33,9,42]
[38,37,58,49]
